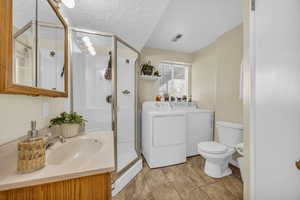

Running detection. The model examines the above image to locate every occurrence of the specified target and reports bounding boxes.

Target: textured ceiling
[13,0,65,40]
[64,0,171,50]
[13,0,61,28]
[145,0,243,53]
[14,0,242,53]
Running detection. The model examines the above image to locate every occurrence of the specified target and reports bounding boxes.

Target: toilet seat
[198,142,228,154]
[197,121,243,179]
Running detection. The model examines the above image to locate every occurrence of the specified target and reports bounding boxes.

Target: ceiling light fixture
[90,50,96,56]
[87,46,94,52]
[82,37,92,47]
[54,0,75,8]
[62,0,75,8]
[81,36,96,56]
[81,36,90,43]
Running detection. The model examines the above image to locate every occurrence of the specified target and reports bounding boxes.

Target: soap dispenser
[17,121,46,173]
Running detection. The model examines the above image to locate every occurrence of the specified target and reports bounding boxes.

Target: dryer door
[152,113,186,147]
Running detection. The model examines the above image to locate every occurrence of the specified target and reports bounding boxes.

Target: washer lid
[198,142,228,154]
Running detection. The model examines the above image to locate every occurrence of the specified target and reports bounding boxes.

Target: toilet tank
[216,121,243,147]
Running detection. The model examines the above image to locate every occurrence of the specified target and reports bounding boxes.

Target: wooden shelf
[140,75,161,81]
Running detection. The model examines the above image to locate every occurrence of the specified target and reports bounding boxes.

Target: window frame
[158,61,191,97]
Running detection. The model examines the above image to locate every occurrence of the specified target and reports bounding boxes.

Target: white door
[250,0,300,199]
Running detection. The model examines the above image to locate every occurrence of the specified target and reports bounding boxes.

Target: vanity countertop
[0,131,115,191]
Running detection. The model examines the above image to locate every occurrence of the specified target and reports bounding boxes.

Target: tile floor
[113,156,243,200]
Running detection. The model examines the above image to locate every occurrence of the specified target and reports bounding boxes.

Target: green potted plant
[49,112,87,138]
[141,61,154,76]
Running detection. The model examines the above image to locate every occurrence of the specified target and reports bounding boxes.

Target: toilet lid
[198,142,228,154]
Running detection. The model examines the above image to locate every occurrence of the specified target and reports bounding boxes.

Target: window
[158,62,190,97]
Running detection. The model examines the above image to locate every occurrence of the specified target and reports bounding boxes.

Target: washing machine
[142,102,186,168]
[142,102,214,168]
[171,102,214,156]
[186,109,214,156]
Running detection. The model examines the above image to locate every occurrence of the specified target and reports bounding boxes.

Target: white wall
[254,0,300,199]
[0,5,71,145]
[214,25,243,125]
[0,95,67,145]
[192,25,243,124]
[192,25,243,164]
[192,43,218,110]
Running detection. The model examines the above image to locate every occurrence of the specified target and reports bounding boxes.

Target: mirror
[12,0,36,87]
[0,0,69,97]
[37,0,65,92]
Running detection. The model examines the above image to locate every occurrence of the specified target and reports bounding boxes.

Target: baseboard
[112,159,143,196]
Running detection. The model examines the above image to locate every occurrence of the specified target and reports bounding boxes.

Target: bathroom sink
[47,138,103,166]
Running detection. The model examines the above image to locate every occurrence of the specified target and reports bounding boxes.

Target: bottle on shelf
[155,95,161,102]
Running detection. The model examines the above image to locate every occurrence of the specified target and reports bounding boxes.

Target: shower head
[50,50,56,57]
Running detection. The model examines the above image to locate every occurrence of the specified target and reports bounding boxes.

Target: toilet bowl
[198,121,243,178]
[198,142,235,178]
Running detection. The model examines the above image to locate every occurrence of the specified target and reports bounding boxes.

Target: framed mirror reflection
[0,0,69,97]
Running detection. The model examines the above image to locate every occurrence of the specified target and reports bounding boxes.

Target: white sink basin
[0,131,115,192]
[47,138,103,166]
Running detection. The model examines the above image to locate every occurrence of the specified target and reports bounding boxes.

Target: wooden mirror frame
[0,0,69,97]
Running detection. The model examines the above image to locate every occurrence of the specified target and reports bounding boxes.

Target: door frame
[69,27,142,179]
[243,0,256,199]
[111,35,141,177]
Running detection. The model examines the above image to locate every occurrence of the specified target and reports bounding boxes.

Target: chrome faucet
[45,135,66,150]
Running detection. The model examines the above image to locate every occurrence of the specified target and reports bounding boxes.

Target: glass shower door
[72,30,113,132]
[71,30,141,182]
[115,39,139,172]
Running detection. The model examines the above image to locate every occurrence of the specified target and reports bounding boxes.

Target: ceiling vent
[171,34,183,42]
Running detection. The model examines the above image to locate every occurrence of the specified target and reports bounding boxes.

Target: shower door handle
[122,90,131,95]
[106,95,112,104]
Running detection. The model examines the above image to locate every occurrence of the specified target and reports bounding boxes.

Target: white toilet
[236,143,245,181]
[198,121,243,178]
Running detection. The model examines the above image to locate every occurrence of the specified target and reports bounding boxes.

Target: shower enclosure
[70,28,141,195]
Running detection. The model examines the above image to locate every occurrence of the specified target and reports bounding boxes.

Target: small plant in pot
[141,61,154,76]
[49,112,87,138]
